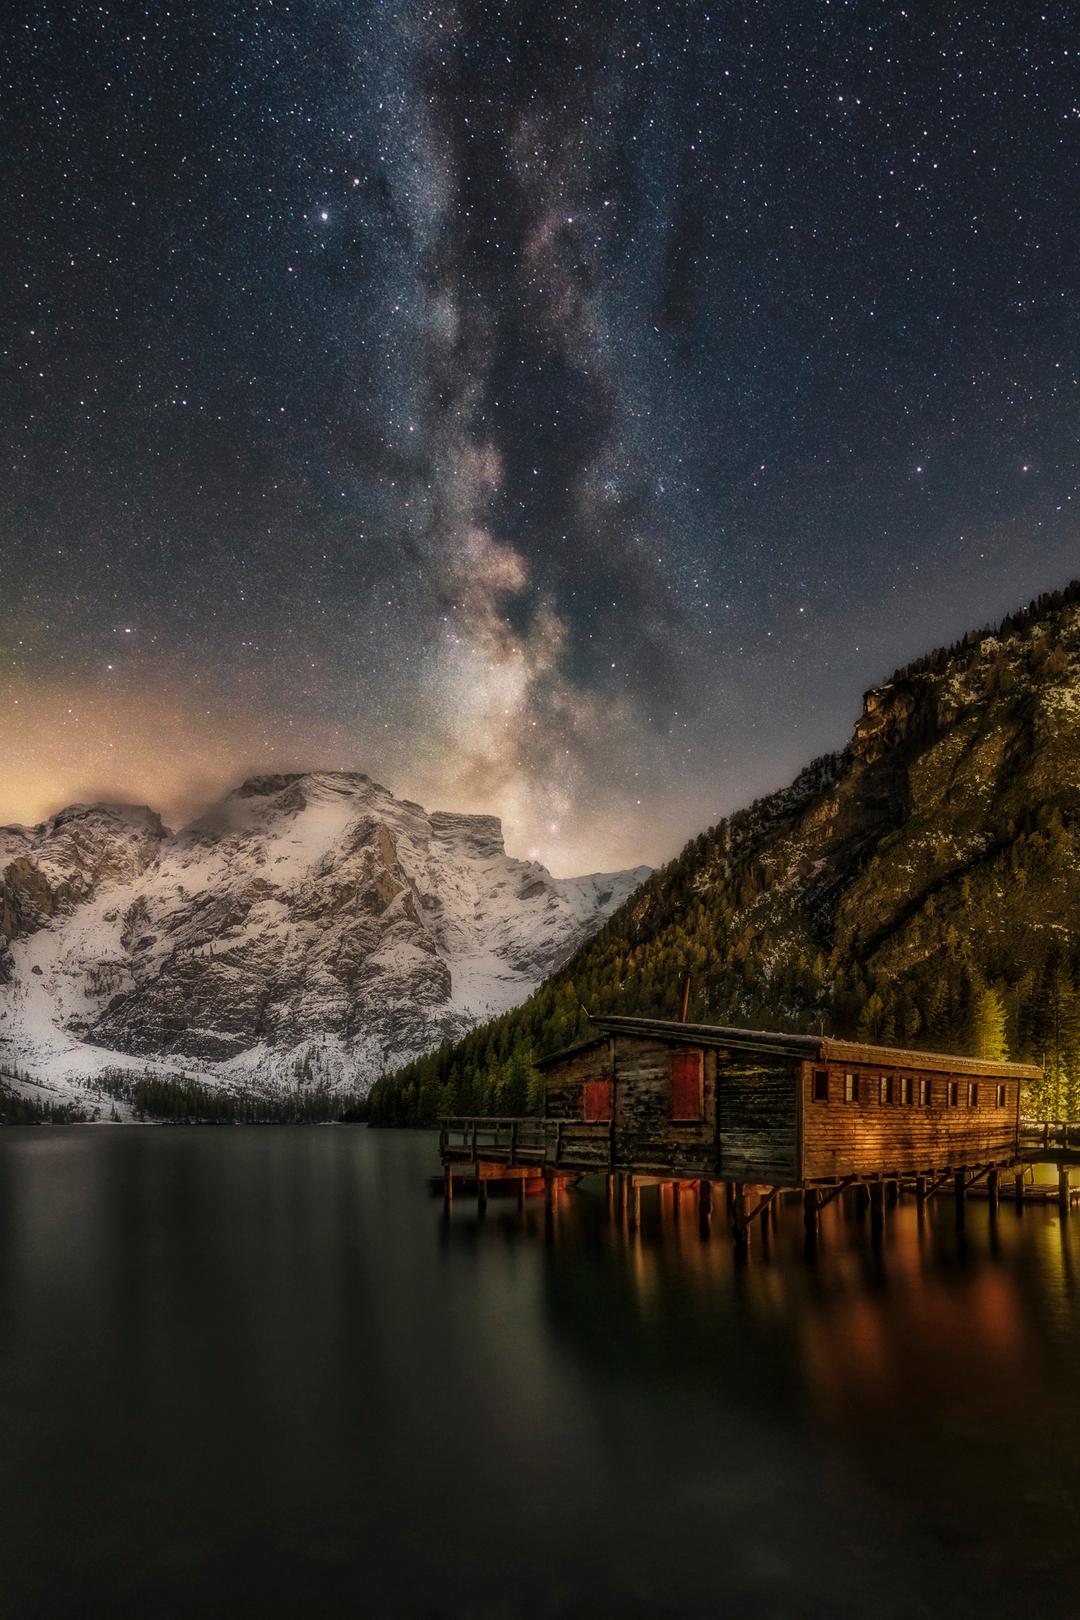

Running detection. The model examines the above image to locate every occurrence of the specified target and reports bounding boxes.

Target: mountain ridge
[370,579,1080,1125]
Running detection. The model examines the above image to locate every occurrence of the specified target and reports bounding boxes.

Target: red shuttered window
[670,1049,704,1121]
[583,1079,613,1122]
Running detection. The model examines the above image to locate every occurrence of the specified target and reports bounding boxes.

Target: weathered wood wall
[544,1038,796,1179]
[609,1034,718,1175]
[716,1058,799,1183]
[544,1044,610,1121]
[800,1062,1020,1180]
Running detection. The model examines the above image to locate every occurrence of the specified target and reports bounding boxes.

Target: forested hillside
[369,581,1080,1127]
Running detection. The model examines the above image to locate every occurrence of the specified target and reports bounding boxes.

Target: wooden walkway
[438,1116,1080,1245]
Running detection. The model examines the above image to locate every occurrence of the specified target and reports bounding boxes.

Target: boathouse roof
[534,1015,1042,1081]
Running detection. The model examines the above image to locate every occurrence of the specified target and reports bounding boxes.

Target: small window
[996,1083,1007,1109]
[948,1082,959,1107]
[583,1079,612,1121]
[670,1049,703,1121]
[900,1076,913,1105]
[879,1074,889,1105]
[918,1078,931,1106]
[967,1082,979,1108]
[812,1068,829,1102]
[843,1072,859,1103]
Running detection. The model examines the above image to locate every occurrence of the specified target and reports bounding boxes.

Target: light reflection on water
[2,1127,1079,1620]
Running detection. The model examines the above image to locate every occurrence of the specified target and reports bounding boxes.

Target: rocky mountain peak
[0,768,649,1105]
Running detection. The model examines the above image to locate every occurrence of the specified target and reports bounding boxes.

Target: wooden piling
[698,1179,712,1221]
[803,1188,819,1238]
[915,1174,926,1207]
[1015,1170,1025,1207]
[477,1180,488,1215]
[954,1169,966,1224]
[869,1180,885,1235]
[1059,1165,1070,1215]
[443,1166,454,1205]
[627,1175,640,1230]
[732,1183,748,1247]
[987,1168,999,1211]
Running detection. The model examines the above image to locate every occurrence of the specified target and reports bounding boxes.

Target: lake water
[2,1126,1079,1619]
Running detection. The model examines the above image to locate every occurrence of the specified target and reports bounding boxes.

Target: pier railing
[1021,1121,1080,1156]
[438,1115,613,1169]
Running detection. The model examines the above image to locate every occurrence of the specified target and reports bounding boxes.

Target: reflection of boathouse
[439,1015,1043,1239]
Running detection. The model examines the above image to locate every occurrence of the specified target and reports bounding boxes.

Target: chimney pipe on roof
[680,973,691,1023]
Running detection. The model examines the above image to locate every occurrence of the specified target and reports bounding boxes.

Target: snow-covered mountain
[0,772,648,1111]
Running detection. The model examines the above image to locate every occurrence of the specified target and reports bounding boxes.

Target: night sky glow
[4,4,1079,872]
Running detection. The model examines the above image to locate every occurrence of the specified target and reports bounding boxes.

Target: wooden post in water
[1015,1169,1025,1207]
[854,1183,870,1218]
[477,1178,488,1216]
[627,1175,641,1230]
[698,1179,712,1231]
[987,1168,999,1212]
[443,1165,454,1205]
[915,1175,926,1208]
[954,1170,966,1224]
[732,1183,748,1247]
[1059,1165,1070,1215]
[869,1180,885,1238]
[803,1188,819,1238]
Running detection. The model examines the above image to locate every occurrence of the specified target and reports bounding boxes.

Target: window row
[812,1070,1008,1109]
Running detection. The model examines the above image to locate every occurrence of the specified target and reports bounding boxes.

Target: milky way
[3,4,1079,871]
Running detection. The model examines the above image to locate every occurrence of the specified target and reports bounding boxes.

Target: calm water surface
[2,1126,1079,1619]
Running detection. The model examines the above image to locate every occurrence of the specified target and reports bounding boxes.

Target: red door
[670,1049,703,1121]
[583,1079,613,1121]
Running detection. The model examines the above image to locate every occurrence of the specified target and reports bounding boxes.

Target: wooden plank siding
[717,1058,799,1184]
[609,1034,718,1177]
[798,1061,1020,1181]
[544,1042,611,1122]
[491,1016,1040,1186]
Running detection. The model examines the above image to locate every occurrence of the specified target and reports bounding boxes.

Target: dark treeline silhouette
[0,1065,367,1125]
[0,1076,89,1124]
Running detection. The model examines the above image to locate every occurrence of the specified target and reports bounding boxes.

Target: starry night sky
[4,3,1079,873]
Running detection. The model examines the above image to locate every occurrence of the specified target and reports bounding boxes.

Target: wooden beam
[815,1175,857,1213]
[744,1187,783,1228]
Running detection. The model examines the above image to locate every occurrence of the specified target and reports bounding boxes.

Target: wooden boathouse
[439,1014,1043,1240]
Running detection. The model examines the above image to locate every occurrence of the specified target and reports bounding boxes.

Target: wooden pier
[437,1015,1058,1245]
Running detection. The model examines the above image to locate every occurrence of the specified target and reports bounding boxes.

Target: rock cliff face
[0,772,648,1106]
